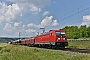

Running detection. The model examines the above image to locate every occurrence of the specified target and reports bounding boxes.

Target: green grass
[0,44,90,60]
[67,41,90,49]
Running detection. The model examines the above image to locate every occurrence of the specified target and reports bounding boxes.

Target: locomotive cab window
[50,33,52,36]
[50,33,54,36]
[56,32,66,36]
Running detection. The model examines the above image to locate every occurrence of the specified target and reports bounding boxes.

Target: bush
[0,47,3,50]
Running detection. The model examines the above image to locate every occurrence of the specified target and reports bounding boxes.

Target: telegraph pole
[19,32,20,40]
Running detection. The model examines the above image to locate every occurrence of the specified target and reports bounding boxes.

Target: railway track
[29,47,90,54]
[62,48,90,54]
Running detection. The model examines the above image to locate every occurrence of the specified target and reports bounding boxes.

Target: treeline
[0,37,25,43]
[0,37,16,43]
[62,25,90,39]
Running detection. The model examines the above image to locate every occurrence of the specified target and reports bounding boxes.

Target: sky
[0,0,90,37]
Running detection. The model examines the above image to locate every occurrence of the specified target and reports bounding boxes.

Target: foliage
[62,25,90,39]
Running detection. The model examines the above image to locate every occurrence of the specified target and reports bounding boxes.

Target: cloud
[52,20,59,26]
[26,29,36,33]
[14,21,24,27]
[3,23,16,33]
[8,0,50,7]
[8,0,50,14]
[0,2,22,23]
[40,16,59,27]
[81,15,90,26]
[0,0,50,23]
[27,23,38,28]
[27,16,59,28]
[43,11,50,16]
[0,0,51,36]
[3,21,26,35]
[29,4,42,14]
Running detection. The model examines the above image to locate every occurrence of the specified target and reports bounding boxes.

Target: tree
[62,25,90,39]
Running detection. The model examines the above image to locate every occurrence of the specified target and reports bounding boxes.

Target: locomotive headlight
[63,38,65,40]
[63,38,66,40]
[57,38,60,40]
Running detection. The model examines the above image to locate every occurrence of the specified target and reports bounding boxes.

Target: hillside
[0,37,26,43]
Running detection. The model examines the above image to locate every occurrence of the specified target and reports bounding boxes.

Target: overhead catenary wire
[59,6,90,21]
[58,2,90,28]
[70,20,82,25]
[62,20,83,29]
[60,2,90,19]
[63,17,81,24]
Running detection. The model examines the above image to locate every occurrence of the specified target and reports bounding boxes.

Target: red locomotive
[12,30,68,49]
[35,30,68,49]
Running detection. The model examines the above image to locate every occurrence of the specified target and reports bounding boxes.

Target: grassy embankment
[67,41,90,49]
[0,43,90,60]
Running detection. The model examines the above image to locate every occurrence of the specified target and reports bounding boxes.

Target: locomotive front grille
[55,42,68,46]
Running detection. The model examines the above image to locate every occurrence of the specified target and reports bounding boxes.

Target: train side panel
[25,39,29,45]
[35,33,50,44]
[21,40,26,45]
[49,31,56,43]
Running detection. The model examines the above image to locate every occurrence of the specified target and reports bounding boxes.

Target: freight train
[11,30,68,49]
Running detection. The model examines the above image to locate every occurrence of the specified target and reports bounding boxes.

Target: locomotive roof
[37,30,65,36]
[49,30,65,32]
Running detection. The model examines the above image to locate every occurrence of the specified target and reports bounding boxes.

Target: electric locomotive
[35,30,68,49]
